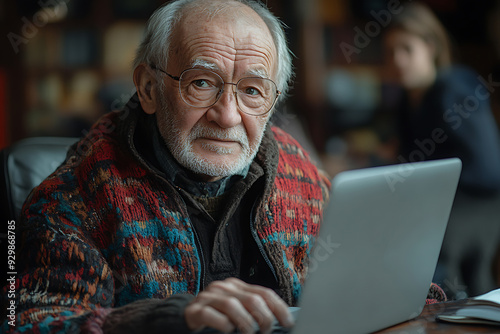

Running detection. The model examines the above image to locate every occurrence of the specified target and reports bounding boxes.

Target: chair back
[0,137,79,221]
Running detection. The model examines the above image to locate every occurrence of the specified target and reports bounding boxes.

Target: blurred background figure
[383,2,500,194]
[382,1,500,299]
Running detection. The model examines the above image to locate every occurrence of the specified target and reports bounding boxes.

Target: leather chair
[1,137,78,286]
[0,137,79,221]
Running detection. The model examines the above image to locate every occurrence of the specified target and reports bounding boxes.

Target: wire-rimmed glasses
[151,64,280,116]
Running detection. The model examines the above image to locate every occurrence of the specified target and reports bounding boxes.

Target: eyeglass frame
[149,64,281,116]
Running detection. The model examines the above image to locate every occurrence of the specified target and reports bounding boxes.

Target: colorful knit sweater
[3,97,331,333]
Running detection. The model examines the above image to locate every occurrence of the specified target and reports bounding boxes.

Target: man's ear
[133,64,159,115]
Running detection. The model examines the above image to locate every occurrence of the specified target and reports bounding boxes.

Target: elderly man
[4,0,330,333]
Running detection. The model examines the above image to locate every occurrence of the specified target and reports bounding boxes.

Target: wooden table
[376,299,499,333]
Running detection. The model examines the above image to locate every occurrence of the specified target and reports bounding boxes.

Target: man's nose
[206,84,241,128]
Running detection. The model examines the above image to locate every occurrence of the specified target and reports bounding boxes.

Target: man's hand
[184,278,294,334]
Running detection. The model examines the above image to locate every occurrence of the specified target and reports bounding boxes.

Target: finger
[219,278,295,328]
[207,279,278,332]
[190,291,258,334]
[185,301,235,333]
[251,287,294,328]
[240,293,274,333]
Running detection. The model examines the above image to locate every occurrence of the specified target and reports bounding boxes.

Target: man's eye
[193,79,211,88]
[244,87,261,96]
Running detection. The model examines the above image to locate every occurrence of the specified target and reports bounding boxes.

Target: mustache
[189,124,249,148]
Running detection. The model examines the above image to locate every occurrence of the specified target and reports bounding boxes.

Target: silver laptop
[292,158,462,333]
[200,158,461,334]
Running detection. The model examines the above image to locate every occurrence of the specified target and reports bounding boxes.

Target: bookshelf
[4,0,162,143]
[22,21,143,137]
[292,0,387,157]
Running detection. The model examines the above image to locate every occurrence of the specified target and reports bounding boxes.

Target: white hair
[133,0,294,103]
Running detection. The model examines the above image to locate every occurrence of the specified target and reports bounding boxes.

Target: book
[437,288,500,326]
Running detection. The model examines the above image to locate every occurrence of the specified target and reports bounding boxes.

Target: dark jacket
[398,66,500,195]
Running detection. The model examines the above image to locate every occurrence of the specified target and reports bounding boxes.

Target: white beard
[155,92,267,178]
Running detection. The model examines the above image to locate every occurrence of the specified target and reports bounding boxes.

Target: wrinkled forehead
[169,2,278,77]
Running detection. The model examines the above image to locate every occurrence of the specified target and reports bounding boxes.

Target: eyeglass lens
[178,69,277,115]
